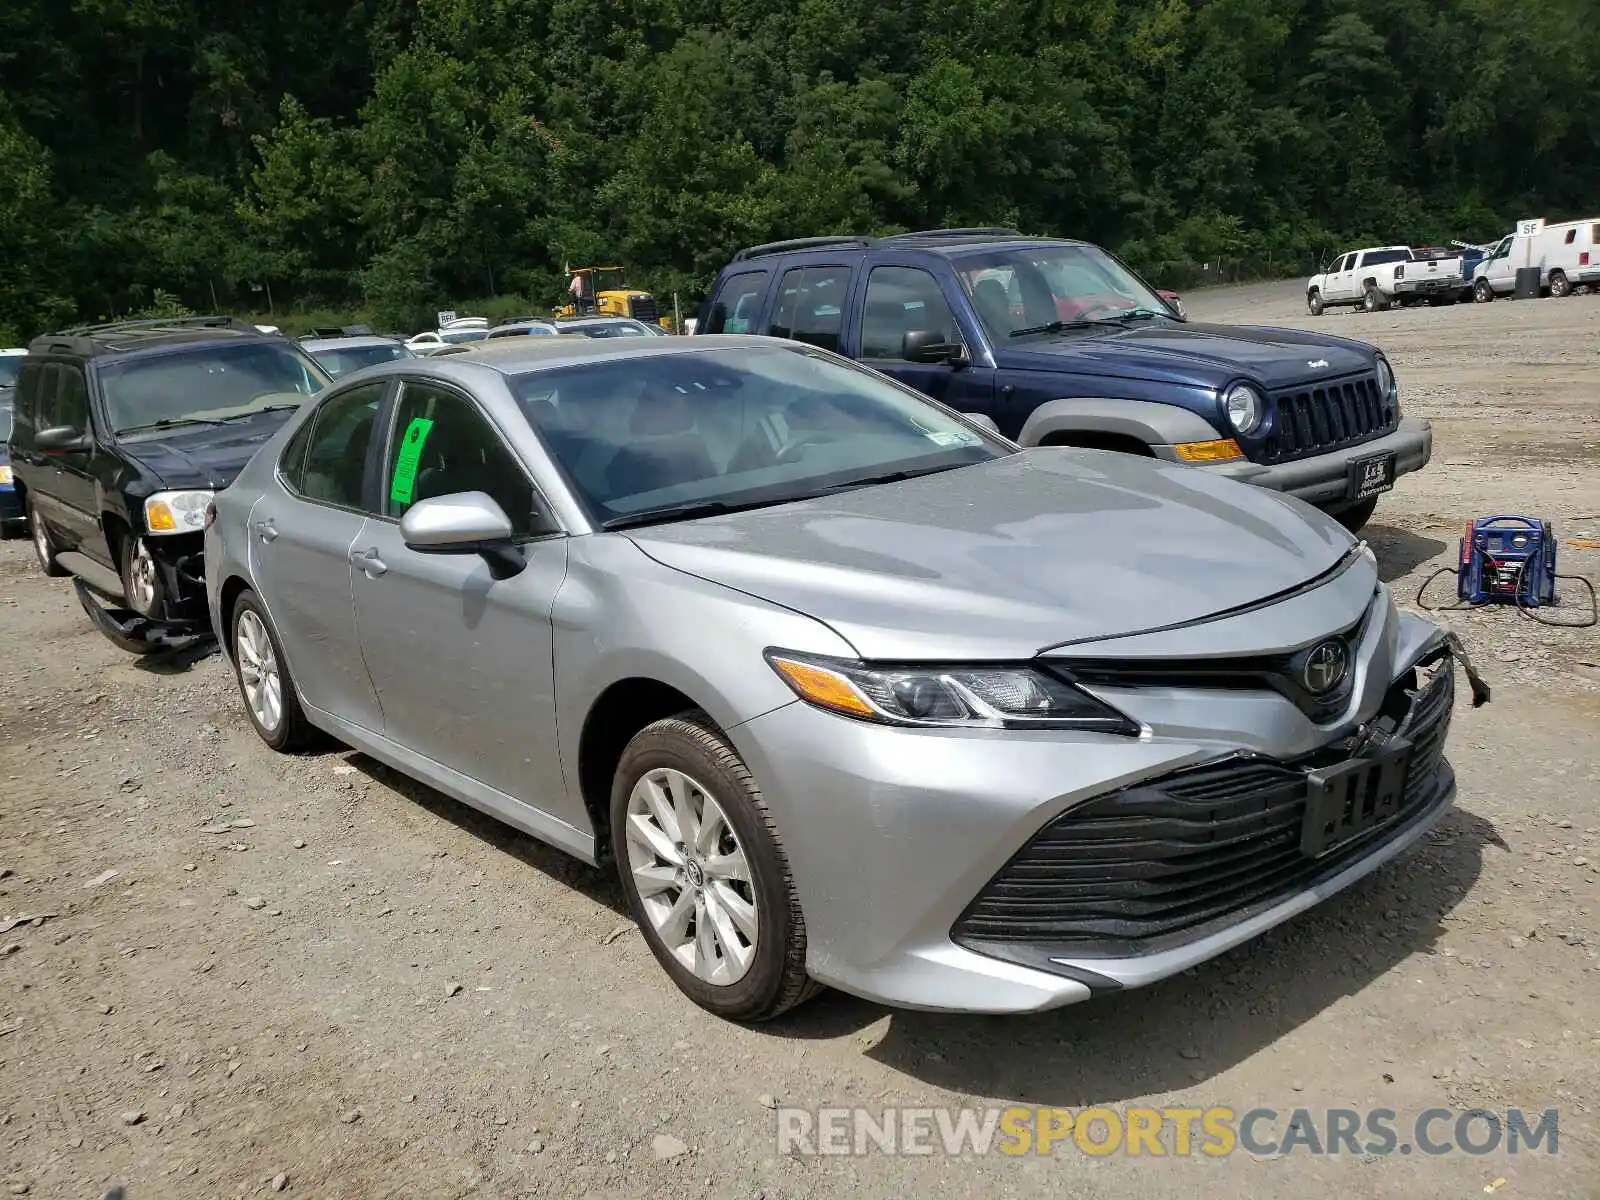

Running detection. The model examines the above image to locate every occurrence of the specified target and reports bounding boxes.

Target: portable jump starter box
[1457,516,1557,607]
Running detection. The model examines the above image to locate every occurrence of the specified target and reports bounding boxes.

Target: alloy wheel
[235,609,283,733]
[624,767,758,986]
[33,516,50,565]
[125,539,159,614]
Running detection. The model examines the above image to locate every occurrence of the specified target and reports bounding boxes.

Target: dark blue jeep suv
[695,228,1432,531]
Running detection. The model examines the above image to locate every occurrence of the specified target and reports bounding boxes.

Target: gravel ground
[1,280,1597,1199]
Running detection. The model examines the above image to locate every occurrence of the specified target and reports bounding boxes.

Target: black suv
[7,317,330,648]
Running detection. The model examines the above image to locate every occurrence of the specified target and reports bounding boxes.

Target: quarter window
[768,266,852,352]
[285,381,386,510]
[383,382,544,537]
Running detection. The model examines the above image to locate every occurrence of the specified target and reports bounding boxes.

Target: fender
[1016,397,1225,450]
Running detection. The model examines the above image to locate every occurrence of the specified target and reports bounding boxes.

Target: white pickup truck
[1306,245,1469,315]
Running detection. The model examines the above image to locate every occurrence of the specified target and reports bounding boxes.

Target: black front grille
[953,660,1454,958]
[629,295,660,323]
[1261,373,1396,463]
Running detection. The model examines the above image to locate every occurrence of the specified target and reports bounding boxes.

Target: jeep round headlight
[1377,357,1398,408]
[1223,383,1264,436]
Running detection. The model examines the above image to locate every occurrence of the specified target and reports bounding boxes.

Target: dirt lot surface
[2,281,1598,1199]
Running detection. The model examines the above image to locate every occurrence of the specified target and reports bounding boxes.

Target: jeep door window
[703,271,770,335]
[41,363,92,434]
[860,267,960,361]
[955,244,1169,340]
[0,357,21,389]
[382,382,544,535]
[510,342,1009,528]
[281,381,386,510]
[100,341,332,435]
[767,266,851,352]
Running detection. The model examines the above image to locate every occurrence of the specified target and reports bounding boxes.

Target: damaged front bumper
[73,578,215,656]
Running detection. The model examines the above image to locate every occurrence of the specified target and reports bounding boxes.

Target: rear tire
[1334,498,1379,534]
[230,590,315,752]
[1549,270,1571,298]
[1362,285,1390,313]
[1474,279,1495,304]
[611,711,818,1022]
[1306,289,1324,316]
[28,500,67,577]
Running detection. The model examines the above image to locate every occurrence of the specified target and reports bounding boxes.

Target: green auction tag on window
[389,416,434,505]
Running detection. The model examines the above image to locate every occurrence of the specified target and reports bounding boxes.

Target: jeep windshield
[101,341,332,436]
[510,343,1011,528]
[954,244,1173,342]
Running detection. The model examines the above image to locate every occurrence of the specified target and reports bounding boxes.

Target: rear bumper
[1393,277,1463,295]
[1182,416,1432,511]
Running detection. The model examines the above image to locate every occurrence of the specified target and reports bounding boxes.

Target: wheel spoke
[625,812,682,867]
[694,804,726,857]
[631,863,678,899]
[640,775,682,845]
[657,887,695,947]
[710,881,758,944]
[704,844,750,884]
[664,770,700,849]
[693,894,718,978]
[703,888,755,974]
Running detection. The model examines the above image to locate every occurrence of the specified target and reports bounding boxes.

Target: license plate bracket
[1301,738,1412,858]
[1347,452,1396,501]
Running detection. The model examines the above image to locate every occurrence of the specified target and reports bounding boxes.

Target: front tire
[1334,497,1379,534]
[1474,279,1495,304]
[230,590,314,752]
[611,712,817,1022]
[1306,289,1324,316]
[120,534,170,618]
[29,500,67,576]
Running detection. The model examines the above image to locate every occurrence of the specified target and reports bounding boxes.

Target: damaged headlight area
[144,489,215,535]
[765,650,1139,734]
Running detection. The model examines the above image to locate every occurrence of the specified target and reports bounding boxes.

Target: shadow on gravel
[1364,523,1447,583]
[775,807,1502,1105]
[343,754,629,915]
[132,639,221,674]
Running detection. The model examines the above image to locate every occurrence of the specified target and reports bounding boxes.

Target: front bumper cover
[73,578,216,657]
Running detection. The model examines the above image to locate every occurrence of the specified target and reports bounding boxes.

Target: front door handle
[349,546,388,577]
[253,518,279,542]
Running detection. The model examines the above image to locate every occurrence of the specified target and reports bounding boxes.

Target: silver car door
[245,379,389,732]
[349,378,574,824]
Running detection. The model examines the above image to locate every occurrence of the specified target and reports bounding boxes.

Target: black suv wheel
[28,500,67,577]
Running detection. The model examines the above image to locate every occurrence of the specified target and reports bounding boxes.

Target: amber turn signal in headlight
[1173,438,1245,463]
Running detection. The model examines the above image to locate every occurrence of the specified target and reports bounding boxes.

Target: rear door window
[282,381,387,511]
[767,266,852,352]
[703,271,770,335]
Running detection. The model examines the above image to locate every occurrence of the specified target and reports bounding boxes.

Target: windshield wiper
[116,417,224,434]
[220,404,303,421]
[1010,309,1169,337]
[600,496,795,530]
[809,463,964,494]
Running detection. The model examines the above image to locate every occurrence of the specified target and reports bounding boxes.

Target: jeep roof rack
[732,236,875,262]
[54,315,262,338]
[30,314,277,359]
[880,226,1029,242]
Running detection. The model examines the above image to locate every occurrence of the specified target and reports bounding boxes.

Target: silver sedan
[203,336,1485,1020]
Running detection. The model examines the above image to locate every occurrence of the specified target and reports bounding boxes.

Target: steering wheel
[774,432,838,465]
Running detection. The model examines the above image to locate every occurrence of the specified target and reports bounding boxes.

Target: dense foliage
[3,0,1597,340]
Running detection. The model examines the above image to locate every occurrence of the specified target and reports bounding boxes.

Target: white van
[1473,218,1600,301]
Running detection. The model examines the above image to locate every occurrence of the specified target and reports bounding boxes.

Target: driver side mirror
[400,491,528,579]
[901,329,968,367]
[37,426,88,453]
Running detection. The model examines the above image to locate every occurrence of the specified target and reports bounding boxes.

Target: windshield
[310,342,410,378]
[99,341,331,434]
[0,400,12,442]
[954,244,1171,340]
[0,358,21,389]
[510,344,1010,526]
[562,321,653,338]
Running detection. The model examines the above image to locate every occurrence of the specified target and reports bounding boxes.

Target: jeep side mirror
[37,426,88,453]
[901,330,967,366]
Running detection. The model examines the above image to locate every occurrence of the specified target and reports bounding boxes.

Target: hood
[999,321,1376,390]
[625,450,1356,660]
[117,410,298,489]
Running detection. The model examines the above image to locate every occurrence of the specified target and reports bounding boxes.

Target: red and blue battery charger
[1457,516,1557,607]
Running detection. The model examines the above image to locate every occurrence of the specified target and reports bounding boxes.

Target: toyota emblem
[1302,639,1349,694]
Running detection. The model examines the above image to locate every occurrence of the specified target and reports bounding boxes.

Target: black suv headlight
[765,651,1138,734]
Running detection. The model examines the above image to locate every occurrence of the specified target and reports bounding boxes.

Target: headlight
[0,465,12,486]
[143,489,214,535]
[765,651,1138,734]
[1222,382,1264,436]
[1376,358,1398,411]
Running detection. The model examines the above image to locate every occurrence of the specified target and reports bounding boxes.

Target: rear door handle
[349,546,387,577]
[253,519,279,542]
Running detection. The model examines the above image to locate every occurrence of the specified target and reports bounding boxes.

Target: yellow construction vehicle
[555,266,672,329]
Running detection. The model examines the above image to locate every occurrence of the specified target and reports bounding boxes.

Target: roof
[421,332,783,376]
[26,316,285,360]
[300,336,406,354]
[730,227,1083,263]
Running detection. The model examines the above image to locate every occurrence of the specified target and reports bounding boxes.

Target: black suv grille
[629,295,660,323]
[952,659,1454,958]
[1261,373,1396,463]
